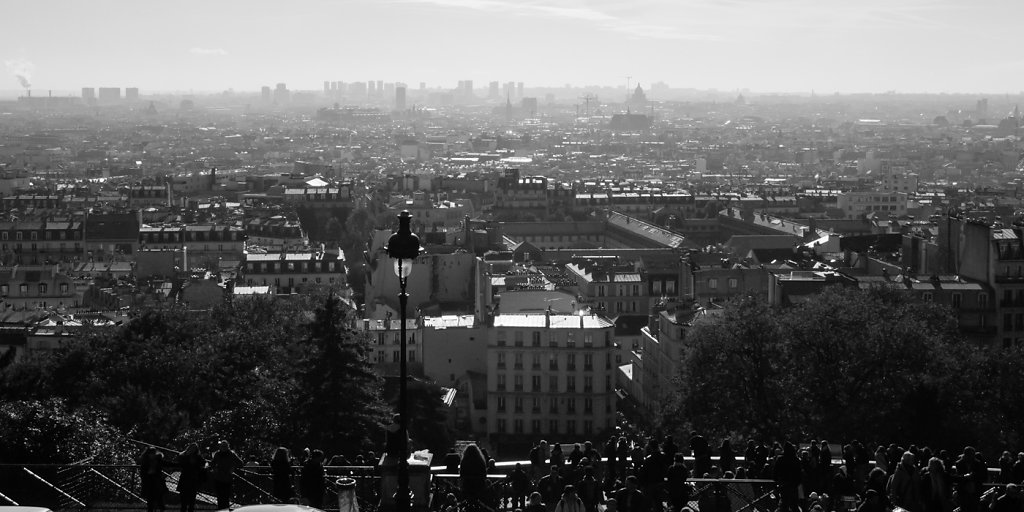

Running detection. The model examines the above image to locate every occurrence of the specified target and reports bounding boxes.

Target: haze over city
[3,0,1023,96]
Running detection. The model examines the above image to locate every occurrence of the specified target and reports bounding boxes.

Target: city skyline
[2,0,1023,96]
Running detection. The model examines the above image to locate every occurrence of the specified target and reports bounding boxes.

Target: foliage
[0,294,418,463]
[0,398,132,464]
[663,286,1018,453]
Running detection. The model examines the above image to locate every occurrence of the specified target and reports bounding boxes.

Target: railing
[0,464,379,512]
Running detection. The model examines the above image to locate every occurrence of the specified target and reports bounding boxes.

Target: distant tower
[489,81,499,99]
[81,87,96,102]
[396,85,407,111]
[324,81,330,94]
[125,88,139,101]
[261,86,271,102]
[376,80,384,96]
[516,82,524,99]
[368,80,377,98]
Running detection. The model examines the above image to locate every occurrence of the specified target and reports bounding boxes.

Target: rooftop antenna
[625,76,632,102]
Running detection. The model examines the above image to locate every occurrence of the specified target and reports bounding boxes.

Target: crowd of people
[136,440,379,512]
[438,433,1024,512]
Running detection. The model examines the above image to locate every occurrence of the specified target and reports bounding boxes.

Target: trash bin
[337,477,359,512]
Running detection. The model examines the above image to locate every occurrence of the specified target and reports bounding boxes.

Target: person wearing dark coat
[662,437,678,469]
[299,450,326,508]
[666,454,691,512]
[889,452,922,512]
[690,432,711,479]
[614,476,648,512]
[920,457,953,512]
[954,447,987,512]
[774,443,802,512]
[992,484,1024,512]
[210,440,243,510]
[510,463,533,509]
[138,447,168,512]
[270,447,294,503]
[538,466,566,511]
[176,444,206,512]
[718,439,736,474]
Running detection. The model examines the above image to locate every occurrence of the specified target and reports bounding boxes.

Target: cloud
[189,47,228,56]
[401,0,714,40]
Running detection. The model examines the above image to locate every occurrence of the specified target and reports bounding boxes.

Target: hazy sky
[2,0,1021,95]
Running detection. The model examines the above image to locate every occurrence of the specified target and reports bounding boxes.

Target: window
[497,352,506,369]
[584,333,593,347]
[584,420,594,435]
[409,350,416,362]
[1,232,6,241]
[514,374,523,391]
[514,352,523,369]
[497,374,506,391]
[532,397,541,413]
[584,375,594,392]
[497,331,506,346]
[708,278,718,290]
[514,331,524,347]
[532,375,541,392]
[19,284,27,294]
[567,332,575,348]
[584,354,594,371]
[566,420,576,435]
[549,398,558,414]
[980,293,989,308]
[728,278,738,289]
[15,232,22,241]
[584,398,593,413]
[496,418,506,434]
[1005,314,1013,331]
[567,397,576,413]
[598,286,605,297]
[549,420,559,434]
[951,293,962,308]
[567,353,577,371]
[566,376,576,392]
[922,292,933,302]
[59,283,68,294]
[532,331,541,346]
[549,375,558,393]
[548,332,558,347]
[38,283,47,294]
[497,396,506,412]
[532,353,541,370]
[392,350,400,363]
[514,397,523,413]
[549,355,558,371]
[532,419,541,433]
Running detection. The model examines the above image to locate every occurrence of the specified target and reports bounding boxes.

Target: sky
[1,0,1022,95]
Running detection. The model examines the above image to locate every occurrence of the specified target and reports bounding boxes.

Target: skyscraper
[376,80,384,96]
[125,88,139,101]
[517,82,524,99]
[274,83,289,103]
[324,81,331,94]
[489,81,499,99]
[396,86,407,111]
[368,80,377,98]
[98,87,121,103]
[81,87,95,102]
[262,86,271,102]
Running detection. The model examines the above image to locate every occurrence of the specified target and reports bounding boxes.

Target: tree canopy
[0,294,419,462]
[663,286,1023,452]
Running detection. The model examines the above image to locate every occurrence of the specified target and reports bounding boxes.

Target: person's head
[901,452,915,468]
[963,446,976,458]
[625,475,638,490]
[1006,484,1020,496]
[446,493,458,505]
[674,453,685,464]
[312,449,324,462]
[515,463,522,470]
[584,441,592,450]
[605,498,618,512]
[529,492,543,505]
[563,485,576,496]
[218,440,230,451]
[928,457,944,473]
[550,465,559,475]
[273,446,289,463]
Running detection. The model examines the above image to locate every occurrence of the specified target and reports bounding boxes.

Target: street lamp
[385,210,420,512]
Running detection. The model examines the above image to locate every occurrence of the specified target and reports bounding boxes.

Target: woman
[719,439,736,473]
[176,444,206,512]
[920,457,953,512]
[138,447,168,512]
[526,491,547,512]
[554,485,585,512]
[271,447,294,503]
[300,449,326,508]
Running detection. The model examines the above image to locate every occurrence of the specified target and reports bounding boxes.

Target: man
[210,440,243,510]
[666,454,691,512]
[774,443,802,512]
[538,465,564,512]
[614,476,648,512]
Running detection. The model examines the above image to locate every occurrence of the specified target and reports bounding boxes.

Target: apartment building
[242,251,346,294]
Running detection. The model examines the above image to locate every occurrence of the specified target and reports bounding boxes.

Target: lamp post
[385,210,420,512]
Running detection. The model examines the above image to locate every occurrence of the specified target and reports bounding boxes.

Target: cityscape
[3,2,1024,512]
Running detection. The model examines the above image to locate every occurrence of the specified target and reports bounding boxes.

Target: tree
[0,399,132,464]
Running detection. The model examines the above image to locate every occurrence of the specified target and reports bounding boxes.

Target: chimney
[545,306,551,328]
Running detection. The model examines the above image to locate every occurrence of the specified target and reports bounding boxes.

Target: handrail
[88,467,144,503]
[0,489,19,506]
[22,466,86,508]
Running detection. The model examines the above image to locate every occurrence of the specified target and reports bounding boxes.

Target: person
[555,485,585,512]
[270,446,294,503]
[1000,452,1016,485]
[538,466,565,511]
[858,489,886,512]
[774,443,802,512]
[569,444,585,468]
[138,447,167,512]
[666,454,691,512]
[605,438,619,483]
[300,449,326,508]
[638,441,665,512]
[1015,453,1024,485]
[210,440,243,510]
[614,476,648,512]
[888,452,922,512]
[992,484,1023,512]
[920,457,952,512]
[525,491,547,512]
[954,447,987,512]
[577,467,602,512]
[460,443,489,502]
[531,443,546,477]
[719,439,735,474]
[510,463,533,509]
[176,444,207,512]
[662,436,678,469]
[384,414,406,459]
[551,444,566,468]
[445,447,462,474]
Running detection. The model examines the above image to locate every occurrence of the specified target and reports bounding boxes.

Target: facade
[0,221,84,265]
[139,224,245,265]
[565,257,651,315]
[836,191,909,219]
[242,251,346,294]
[486,311,617,447]
[0,265,79,310]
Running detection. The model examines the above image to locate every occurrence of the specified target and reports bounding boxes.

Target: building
[486,311,617,447]
[274,83,289,104]
[395,86,407,111]
[97,87,120,103]
[0,221,84,265]
[125,88,139,101]
[565,257,651,315]
[262,86,271,102]
[81,88,95,102]
[243,250,346,294]
[138,224,246,266]
[836,191,908,219]
[0,265,79,310]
